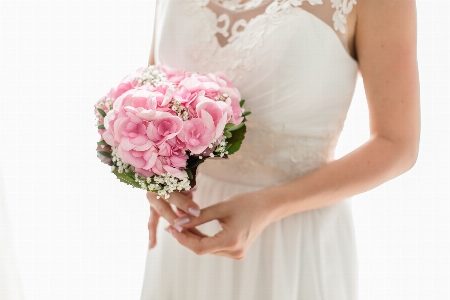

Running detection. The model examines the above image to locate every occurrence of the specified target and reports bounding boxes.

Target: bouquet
[94,65,250,199]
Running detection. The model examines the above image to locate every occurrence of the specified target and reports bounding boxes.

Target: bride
[141,0,420,299]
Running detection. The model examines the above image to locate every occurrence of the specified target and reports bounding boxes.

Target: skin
[147,0,421,259]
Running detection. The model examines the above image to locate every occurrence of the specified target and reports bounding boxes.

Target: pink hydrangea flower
[196,100,229,140]
[95,65,248,192]
[147,115,184,144]
[179,116,215,154]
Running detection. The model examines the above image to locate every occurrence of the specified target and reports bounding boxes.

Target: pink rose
[187,90,210,114]
[167,136,187,152]
[158,141,172,157]
[147,116,183,144]
[151,84,175,108]
[172,87,204,108]
[157,65,189,85]
[168,153,188,169]
[104,108,156,171]
[149,154,187,178]
[179,74,220,94]
[151,156,166,175]
[102,110,119,147]
[112,110,143,143]
[135,108,173,122]
[134,167,154,178]
[163,165,188,179]
[118,145,145,169]
[152,150,188,178]
[167,146,188,168]
[119,140,159,174]
[214,72,241,101]
[113,73,138,99]
[225,97,244,125]
[179,117,215,154]
[196,100,228,140]
[113,88,157,112]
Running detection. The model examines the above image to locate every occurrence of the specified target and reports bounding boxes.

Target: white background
[0,1,448,299]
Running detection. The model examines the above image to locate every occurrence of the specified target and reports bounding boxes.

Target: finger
[180,189,194,200]
[185,227,208,238]
[177,228,235,259]
[148,206,160,249]
[210,249,246,260]
[167,224,208,238]
[167,225,228,255]
[174,207,188,217]
[188,227,235,259]
[148,195,185,232]
[166,191,201,217]
[176,203,226,229]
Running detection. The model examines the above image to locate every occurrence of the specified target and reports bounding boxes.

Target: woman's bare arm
[163,0,420,258]
[148,0,159,66]
[266,0,420,221]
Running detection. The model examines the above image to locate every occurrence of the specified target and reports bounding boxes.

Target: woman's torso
[152,0,360,186]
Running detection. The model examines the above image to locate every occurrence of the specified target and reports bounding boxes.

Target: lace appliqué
[211,0,268,11]
[331,0,357,33]
[186,0,356,81]
[185,0,307,81]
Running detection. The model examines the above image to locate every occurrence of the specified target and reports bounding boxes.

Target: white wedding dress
[141,0,359,299]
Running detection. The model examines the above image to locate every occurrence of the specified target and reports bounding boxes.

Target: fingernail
[188,206,200,217]
[174,216,190,226]
[174,224,183,232]
[164,226,172,234]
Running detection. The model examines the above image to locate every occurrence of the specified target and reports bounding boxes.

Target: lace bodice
[203,0,356,47]
[153,0,359,186]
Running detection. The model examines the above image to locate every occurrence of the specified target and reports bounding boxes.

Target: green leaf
[223,131,232,138]
[186,156,204,169]
[97,150,112,158]
[225,123,246,155]
[97,108,106,117]
[97,140,108,146]
[227,122,244,132]
[98,124,105,130]
[242,111,251,117]
[225,123,234,129]
[112,168,141,188]
[239,99,245,107]
[185,168,193,180]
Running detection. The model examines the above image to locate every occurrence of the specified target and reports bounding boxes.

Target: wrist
[257,183,298,224]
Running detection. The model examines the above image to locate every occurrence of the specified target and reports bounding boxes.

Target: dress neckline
[199,0,358,65]
[210,0,274,12]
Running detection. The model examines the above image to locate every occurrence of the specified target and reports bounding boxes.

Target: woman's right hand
[147,187,200,249]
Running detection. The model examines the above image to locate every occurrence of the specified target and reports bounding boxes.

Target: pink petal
[215,113,228,140]
[143,152,158,170]
[129,134,148,146]
[161,86,174,106]
[134,140,154,151]
[120,137,135,151]
[134,167,154,178]
[118,146,145,168]
[131,150,145,158]
[126,111,142,124]
[163,166,188,179]
[187,143,209,155]
[200,110,216,132]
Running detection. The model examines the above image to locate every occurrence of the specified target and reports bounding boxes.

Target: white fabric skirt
[141,171,358,300]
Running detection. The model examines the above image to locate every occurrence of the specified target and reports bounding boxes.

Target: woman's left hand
[165,188,276,260]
